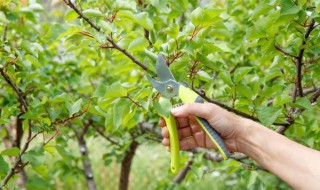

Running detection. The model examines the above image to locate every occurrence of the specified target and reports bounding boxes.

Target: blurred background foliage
[0,0,319,189]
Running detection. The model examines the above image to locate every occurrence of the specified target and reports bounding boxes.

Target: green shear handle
[157,97,180,174]
[179,85,230,160]
[147,54,230,174]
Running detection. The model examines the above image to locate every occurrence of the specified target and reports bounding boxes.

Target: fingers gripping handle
[195,96,230,159]
[178,85,230,160]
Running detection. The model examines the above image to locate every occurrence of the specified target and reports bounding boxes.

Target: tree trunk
[76,128,97,190]
[119,141,139,190]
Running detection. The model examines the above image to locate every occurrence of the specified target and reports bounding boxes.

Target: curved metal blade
[146,75,179,98]
[156,54,176,82]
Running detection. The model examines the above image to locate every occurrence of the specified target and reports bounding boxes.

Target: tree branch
[174,153,193,183]
[293,19,315,101]
[310,88,320,104]
[0,121,32,189]
[90,123,121,147]
[274,45,298,59]
[276,87,320,134]
[63,0,148,71]
[119,140,139,190]
[75,126,97,190]
[192,87,286,126]
[0,68,28,112]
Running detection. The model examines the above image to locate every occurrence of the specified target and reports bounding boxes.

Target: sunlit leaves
[82,9,103,17]
[257,106,283,127]
[65,98,83,117]
[190,7,223,27]
[1,147,20,157]
[0,156,9,177]
[128,37,149,51]
[21,147,46,166]
[164,23,179,39]
[281,0,301,15]
[134,12,153,30]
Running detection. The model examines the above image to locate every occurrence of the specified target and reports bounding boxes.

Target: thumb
[171,102,215,119]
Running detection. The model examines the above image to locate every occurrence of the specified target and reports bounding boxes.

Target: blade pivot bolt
[166,85,173,93]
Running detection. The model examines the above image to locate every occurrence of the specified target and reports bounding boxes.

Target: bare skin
[159,103,320,190]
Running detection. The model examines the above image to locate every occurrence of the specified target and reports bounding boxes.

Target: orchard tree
[0,0,319,189]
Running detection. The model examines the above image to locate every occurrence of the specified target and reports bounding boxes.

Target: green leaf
[234,67,253,83]
[128,37,149,52]
[65,98,83,117]
[25,54,41,68]
[144,49,157,62]
[245,26,266,41]
[43,142,55,157]
[51,93,67,103]
[248,171,259,188]
[134,12,153,30]
[118,10,135,20]
[48,108,61,122]
[252,3,274,19]
[104,83,128,99]
[191,7,223,27]
[219,70,233,86]
[99,20,113,32]
[1,147,20,157]
[294,97,312,110]
[281,0,301,15]
[113,99,130,129]
[56,146,70,160]
[237,83,253,99]
[257,106,282,126]
[25,177,50,190]
[197,70,211,82]
[0,155,9,176]
[0,11,8,23]
[64,10,79,23]
[21,41,42,57]
[28,3,44,12]
[115,0,137,11]
[21,147,45,166]
[164,23,179,39]
[82,9,103,17]
[32,165,48,178]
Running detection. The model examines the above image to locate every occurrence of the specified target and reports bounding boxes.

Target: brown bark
[76,126,97,190]
[119,141,139,190]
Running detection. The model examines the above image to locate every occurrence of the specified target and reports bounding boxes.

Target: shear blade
[156,54,176,82]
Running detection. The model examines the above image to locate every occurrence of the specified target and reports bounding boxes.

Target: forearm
[238,119,320,189]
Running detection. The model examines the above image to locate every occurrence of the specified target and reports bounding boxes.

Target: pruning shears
[146,54,230,174]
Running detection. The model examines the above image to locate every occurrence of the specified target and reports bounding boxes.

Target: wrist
[235,118,265,155]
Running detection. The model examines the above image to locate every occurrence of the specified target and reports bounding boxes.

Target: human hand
[159,102,251,152]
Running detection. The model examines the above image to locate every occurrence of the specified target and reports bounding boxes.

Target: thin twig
[0,68,28,112]
[91,124,121,146]
[274,45,298,59]
[123,95,143,108]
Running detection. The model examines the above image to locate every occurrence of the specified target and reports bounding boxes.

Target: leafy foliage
[0,0,319,189]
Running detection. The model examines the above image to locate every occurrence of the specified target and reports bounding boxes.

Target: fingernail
[171,107,180,114]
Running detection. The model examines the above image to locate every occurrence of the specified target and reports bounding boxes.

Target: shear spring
[173,103,184,108]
